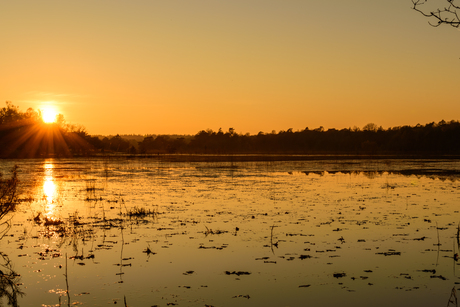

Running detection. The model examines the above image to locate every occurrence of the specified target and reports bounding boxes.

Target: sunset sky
[1,1,459,135]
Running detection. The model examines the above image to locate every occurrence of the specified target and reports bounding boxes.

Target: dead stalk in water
[270,225,279,253]
[457,222,460,249]
[436,222,441,246]
[64,252,70,307]
[447,286,458,307]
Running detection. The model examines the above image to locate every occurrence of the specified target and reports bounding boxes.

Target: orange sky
[1,1,459,135]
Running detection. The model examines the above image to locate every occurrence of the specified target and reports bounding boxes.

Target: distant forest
[1,102,460,158]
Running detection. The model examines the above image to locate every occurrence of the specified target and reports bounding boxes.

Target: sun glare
[42,107,58,124]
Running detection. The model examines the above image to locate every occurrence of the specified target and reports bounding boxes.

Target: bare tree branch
[412,0,460,28]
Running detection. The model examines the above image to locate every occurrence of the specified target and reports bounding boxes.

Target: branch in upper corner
[412,0,460,28]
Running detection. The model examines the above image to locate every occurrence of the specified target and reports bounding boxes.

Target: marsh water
[1,157,460,307]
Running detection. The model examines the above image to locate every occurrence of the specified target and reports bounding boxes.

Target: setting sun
[41,107,58,124]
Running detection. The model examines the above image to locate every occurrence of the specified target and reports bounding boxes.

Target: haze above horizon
[1,1,459,135]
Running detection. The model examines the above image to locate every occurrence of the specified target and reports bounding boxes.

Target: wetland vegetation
[0,158,459,306]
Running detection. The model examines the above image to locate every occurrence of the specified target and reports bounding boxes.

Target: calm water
[1,157,460,307]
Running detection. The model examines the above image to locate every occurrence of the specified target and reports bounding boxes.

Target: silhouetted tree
[363,123,378,132]
[412,0,460,28]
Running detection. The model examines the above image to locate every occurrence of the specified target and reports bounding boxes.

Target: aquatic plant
[143,246,156,256]
[0,166,19,239]
[203,225,228,236]
[0,251,25,307]
[0,166,18,219]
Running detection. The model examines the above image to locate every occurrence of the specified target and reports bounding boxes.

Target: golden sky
[1,1,459,135]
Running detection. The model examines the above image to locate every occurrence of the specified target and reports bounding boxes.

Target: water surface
[1,157,460,306]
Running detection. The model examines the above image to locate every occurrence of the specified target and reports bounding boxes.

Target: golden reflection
[43,177,56,203]
[44,161,54,174]
[43,161,57,219]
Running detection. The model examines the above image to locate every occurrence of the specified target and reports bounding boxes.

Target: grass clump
[125,206,157,218]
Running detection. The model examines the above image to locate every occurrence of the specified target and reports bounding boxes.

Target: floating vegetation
[232,294,250,299]
[376,251,401,256]
[198,244,228,250]
[418,269,436,274]
[225,271,251,276]
[203,225,227,235]
[333,273,346,278]
[430,275,447,280]
[142,246,156,255]
[43,217,64,226]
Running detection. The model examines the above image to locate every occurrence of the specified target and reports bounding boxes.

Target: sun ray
[1,109,91,158]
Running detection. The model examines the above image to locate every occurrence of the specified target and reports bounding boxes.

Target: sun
[41,107,58,124]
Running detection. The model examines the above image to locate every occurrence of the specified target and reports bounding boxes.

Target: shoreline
[3,153,460,162]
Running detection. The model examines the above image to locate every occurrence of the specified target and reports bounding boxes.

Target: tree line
[134,122,460,155]
[1,102,460,157]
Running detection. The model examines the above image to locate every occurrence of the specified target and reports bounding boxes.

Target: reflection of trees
[0,252,25,307]
[300,170,460,182]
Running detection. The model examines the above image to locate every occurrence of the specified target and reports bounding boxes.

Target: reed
[435,222,441,246]
[447,286,458,307]
[270,225,279,253]
[457,222,460,248]
[64,253,70,307]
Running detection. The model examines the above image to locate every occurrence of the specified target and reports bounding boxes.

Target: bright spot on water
[43,177,55,203]
[43,162,57,218]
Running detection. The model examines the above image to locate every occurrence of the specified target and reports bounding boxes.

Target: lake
[1,157,460,307]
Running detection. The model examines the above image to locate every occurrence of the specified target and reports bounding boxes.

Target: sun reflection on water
[43,178,55,203]
[43,161,57,219]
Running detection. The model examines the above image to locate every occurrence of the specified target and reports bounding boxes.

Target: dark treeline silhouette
[1,102,460,158]
[0,102,94,158]
[99,121,460,156]
[137,123,460,155]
